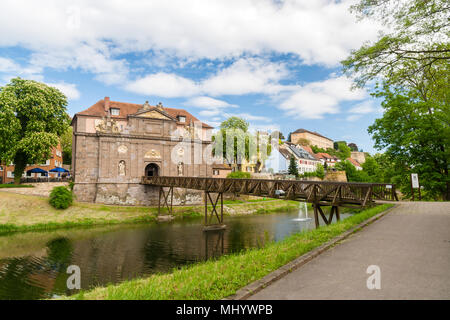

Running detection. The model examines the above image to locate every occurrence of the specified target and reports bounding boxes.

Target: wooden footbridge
[142,176,398,230]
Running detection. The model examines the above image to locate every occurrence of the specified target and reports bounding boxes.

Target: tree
[368,84,449,200]
[335,160,370,182]
[0,78,70,184]
[315,163,325,179]
[348,143,358,151]
[296,138,310,146]
[220,116,249,132]
[60,126,73,166]
[271,130,285,140]
[288,156,299,177]
[343,0,450,89]
[336,142,351,160]
[213,117,271,172]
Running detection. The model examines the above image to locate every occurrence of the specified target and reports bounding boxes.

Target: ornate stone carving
[144,149,161,159]
[177,162,184,176]
[118,160,126,176]
[95,117,120,133]
[118,145,128,154]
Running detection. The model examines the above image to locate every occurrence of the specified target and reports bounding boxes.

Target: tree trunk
[13,152,27,185]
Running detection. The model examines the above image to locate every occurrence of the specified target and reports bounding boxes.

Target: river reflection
[0,209,349,299]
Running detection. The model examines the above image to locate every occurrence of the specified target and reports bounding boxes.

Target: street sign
[411,173,419,189]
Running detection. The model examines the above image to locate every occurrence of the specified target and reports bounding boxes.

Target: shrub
[227,171,251,179]
[49,186,73,209]
[68,181,74,191]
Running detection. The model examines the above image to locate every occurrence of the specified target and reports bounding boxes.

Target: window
[0,166,2,171]
[178,116,186,123]
[7,171,14,178]
[213,169,220,176]
[110,108,120,116]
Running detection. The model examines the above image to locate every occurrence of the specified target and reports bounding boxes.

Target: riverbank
[0,191,298,234]
[63,203,393,300]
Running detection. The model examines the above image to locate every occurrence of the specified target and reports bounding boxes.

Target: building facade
[264,142,319,174]
[0,144,64,183]
[350,151,366,164]
[290,129,334,150]
[71,97,214,205]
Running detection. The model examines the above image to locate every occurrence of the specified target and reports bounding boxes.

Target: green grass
[65,203,393,300]
[0,184,34,188]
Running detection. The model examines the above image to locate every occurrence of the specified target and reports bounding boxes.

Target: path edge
[225,204,398,300]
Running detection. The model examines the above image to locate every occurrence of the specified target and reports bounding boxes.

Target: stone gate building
[71,97,214,205]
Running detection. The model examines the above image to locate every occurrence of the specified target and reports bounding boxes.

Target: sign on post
[411,173,419,189]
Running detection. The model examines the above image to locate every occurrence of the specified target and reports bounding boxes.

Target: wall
[291,132,333,150]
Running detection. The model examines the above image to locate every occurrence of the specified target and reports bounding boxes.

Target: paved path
[249,202,450,300]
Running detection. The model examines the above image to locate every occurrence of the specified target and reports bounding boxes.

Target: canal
[0,207,350,299]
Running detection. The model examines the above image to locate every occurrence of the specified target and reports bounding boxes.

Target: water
[292,202,312,222]
[0,208,349,299]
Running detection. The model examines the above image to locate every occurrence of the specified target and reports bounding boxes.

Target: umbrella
[49,167,69,173]
[27,168,48,174]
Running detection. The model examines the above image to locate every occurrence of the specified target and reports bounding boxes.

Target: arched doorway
[145,163,159,177]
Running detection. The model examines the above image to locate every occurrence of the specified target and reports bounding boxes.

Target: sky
[0,0,385,153]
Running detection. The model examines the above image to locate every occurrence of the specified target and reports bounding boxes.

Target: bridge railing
[142,176,398,206]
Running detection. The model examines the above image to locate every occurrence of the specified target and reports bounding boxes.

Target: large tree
[213,116,271,172]
[368,84,449,200]
[342,0,449,89]
[0,78,70,183]
[60,126,73,165]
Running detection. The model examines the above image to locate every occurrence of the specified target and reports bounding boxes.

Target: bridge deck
[142,176,398,207]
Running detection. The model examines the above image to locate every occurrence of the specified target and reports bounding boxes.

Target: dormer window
[110,108,120,116]
[178,116,186,123]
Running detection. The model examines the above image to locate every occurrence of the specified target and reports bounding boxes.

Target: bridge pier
[158,186,173,215]
[313,204,340,228]
[203,191,226,231]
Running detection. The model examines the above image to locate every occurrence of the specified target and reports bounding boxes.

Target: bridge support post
[158,186,173,215]
[313,204,340,228]
[203,191,225,231]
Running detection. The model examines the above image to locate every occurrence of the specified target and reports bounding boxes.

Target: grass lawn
[65,203,393,300]
[0,191,298,234]
[0,184,34,188]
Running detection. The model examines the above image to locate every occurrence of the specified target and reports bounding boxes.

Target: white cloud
[186,96,237,109]
[278,76,367,119]
[0,0,380,86]
[126,58,290,97]
[226,113,271,122]
[201,58,289,96]
[348,101,375,114]
[0,57,43,83]
[47,82,81,100]
[125,73,199,97]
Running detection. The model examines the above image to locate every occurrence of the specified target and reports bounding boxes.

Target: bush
[227,171,251,179]
[49,186,73,209]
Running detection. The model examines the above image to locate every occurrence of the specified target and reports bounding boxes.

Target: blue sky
[0,0,384,153]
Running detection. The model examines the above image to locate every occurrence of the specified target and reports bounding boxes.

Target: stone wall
[74,182,204,206]
[324,170,347,182]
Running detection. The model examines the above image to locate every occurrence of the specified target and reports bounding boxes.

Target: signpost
[410,173,421,201]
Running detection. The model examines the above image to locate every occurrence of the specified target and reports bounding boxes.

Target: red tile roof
[75,98,213,128]
[347,157,362,167]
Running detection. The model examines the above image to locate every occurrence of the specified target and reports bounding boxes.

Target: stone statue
[118,160,126,176]
[177,162,183,176]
